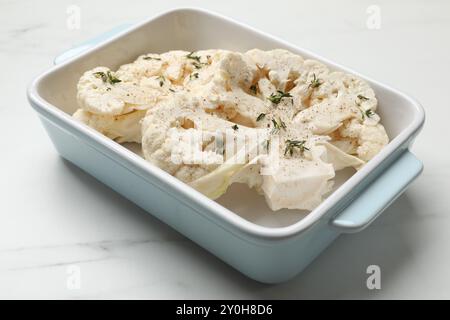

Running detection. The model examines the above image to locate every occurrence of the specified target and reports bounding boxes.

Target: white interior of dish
[35,9,419,228]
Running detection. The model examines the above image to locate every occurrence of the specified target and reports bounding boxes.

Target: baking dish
[27,8,424,283]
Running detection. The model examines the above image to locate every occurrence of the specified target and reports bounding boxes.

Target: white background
[0,0,449,299]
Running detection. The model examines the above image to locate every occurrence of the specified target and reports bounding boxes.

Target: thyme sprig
[93,71,121,85]
[308,73,322,89]
[271,117,286,134]
[365,109,374,118]
[360,108,375,119]
[268,91,292,105]
[143,56,161,61]
[357,94,369,101]
[256,113,266,122]
[190,72,199,80]
[193,61,207,69]
[186,52,201,62]
[284,139,309,156]
[264,139,270,152]
[158,76,165,87]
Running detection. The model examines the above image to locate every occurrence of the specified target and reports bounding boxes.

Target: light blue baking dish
[27,8,424,283]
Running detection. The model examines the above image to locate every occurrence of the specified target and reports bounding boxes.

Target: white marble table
[0,0,448,299]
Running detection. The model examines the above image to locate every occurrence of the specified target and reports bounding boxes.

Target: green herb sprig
[186,52,201,62]
[271,118,286,134]
[264,139,270,152]
[190,72,199,80]
[193,61,207,69]
[256,113,266,122]
[357,94,369,101]
[284,139,309,156]
[308,73,322,89]
[268,91,292,105]
[157,76,165,87]
[360,108,375,119]
[365,109,374,118]
[93,71,121,85]
[143,56,162,61]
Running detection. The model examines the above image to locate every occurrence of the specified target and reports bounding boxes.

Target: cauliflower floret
[73,109,145,143]
[293,97,359,135]
[115,54,164,82]
[191,134,364,211]
[261,157,335,211]
[184,52,265,124]
[306,72,378,109]
[246,49,305,91]
[189,156,263,200]
[339,119,389,161]
[160,50,191,83]
[77,66,163,115]
[141,95,261,184]
[294,92,388,161]
[317,141,365,171]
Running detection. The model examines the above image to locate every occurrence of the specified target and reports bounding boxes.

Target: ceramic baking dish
[27,8,424,283]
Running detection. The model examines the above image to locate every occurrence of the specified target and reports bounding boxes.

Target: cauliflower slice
[190,137,347,211]
[293,97,359,135]
[302,72,378,109]
[115,54,164,82]
[339,119,389,161]
[246,49,305,91]
[73,109,146,143]
[160,50,191,83]
[317,141,365,170]
[261,159,335,211]
[185,52,265,124]
[77,67,163,116]
[141,95,261,184]
[189,152,262,200]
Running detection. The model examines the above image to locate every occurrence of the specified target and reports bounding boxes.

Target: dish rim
[27,7,425,240]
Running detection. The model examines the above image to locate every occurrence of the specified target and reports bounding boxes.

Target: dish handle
[330,150,423,233]
[54,24,133,65]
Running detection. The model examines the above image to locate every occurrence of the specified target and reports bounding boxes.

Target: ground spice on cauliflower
[74,49,389,211]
